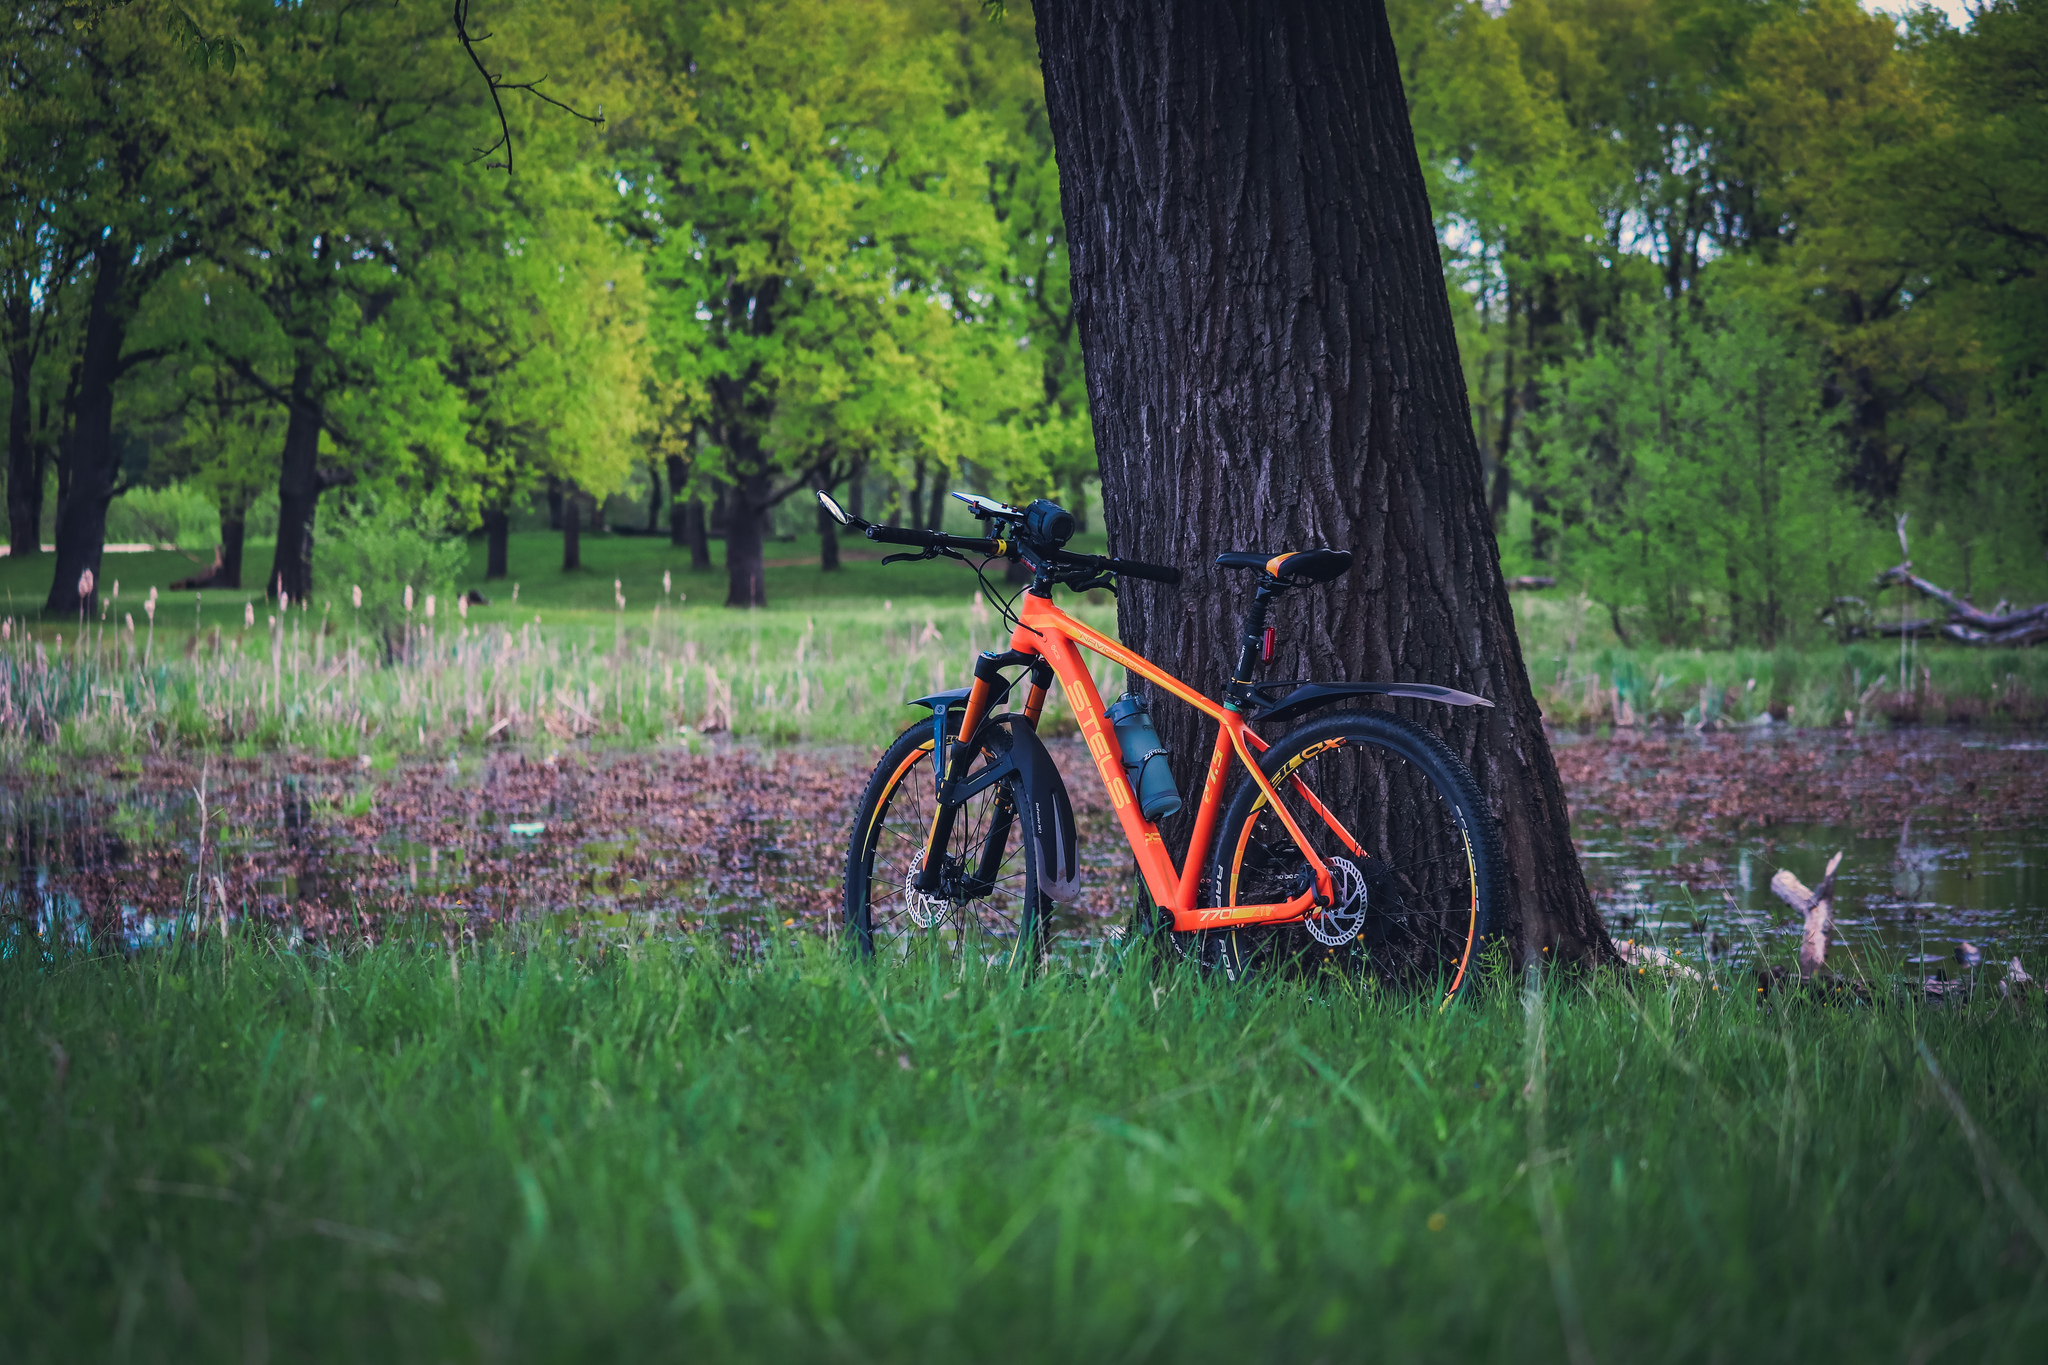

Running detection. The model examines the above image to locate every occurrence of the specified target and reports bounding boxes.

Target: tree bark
[218,496,247,589]
[817,472,842,571]
[666,453,690,547]
[725,468,769,607]
[264,359,324,603]
[561,483,581,571]
[6,299,45,559]
[483,505,510,580]
[647,457,664,531]
[547,476,564,531]
[1034,0,1606,963]
[925,460,950,531]
[44,248,130,617]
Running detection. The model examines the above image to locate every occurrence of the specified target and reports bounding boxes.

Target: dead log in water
[1771,850,1843,982]
[1867,564,2048,647]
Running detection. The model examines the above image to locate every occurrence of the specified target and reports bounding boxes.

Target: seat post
[1226,583,1281,706]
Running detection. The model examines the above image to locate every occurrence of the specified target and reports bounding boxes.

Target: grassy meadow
[2,531,2045,764]
[5,930,2046,1363]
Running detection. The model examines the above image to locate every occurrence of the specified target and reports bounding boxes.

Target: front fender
[948,715,1081,906]
[1249,680,1493,727]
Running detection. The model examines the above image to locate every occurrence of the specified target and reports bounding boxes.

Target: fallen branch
[1770,850,1842,982]
[1869,564,2048,647]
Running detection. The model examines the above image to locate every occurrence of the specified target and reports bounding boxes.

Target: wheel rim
[1225,735,1481,1005]
[857,735,1038,966]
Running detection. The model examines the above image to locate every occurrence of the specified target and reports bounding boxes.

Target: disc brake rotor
[904,863,951,929]
[1303,856,1368,946]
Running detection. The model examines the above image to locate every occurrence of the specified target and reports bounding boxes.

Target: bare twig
[452,0,605,176]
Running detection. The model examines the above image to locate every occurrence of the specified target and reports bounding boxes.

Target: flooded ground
[4,728,2043,970]
[1555,729,2048,972]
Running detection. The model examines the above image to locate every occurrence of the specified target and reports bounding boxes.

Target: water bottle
[1106,690,1182,821]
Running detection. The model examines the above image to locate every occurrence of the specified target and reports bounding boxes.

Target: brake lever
[1068,572,1118,595]
[881,549,935,566]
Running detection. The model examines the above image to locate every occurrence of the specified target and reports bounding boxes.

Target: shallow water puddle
[3,728,2044,965]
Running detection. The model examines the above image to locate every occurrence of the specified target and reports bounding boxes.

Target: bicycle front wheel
[1206,709,1504,1007]
[844,713,1045,968]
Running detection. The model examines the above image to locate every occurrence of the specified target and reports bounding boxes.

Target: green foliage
[1531,289,1863,647]
[1392,0,2048,620]
[4,933,2043,1359]
[312,495,468,647]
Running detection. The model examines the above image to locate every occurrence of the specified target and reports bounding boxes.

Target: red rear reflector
[1261,627,1275,663]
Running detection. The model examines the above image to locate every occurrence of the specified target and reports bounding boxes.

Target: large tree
[1032,0,1606,962]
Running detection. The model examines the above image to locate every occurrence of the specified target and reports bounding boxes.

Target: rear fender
[1249,680,1493,727]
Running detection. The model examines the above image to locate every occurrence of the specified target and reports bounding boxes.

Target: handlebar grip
[1108,557,1182,586]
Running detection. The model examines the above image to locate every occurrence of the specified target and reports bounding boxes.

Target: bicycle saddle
[1215,548,1353,585]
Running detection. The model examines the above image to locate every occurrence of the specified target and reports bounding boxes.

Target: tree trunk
[44,249,130,617]
[1034,0,1606,964]
[483,505,510,580]
[547,476,564,530]
[925,460,950,531]
[684,500,710,570]
[218,496,246,589]
[817,472,842,571]
[6,302,44,559]
[666,453,690,546]
[725,469,769,607]
[561,483,581,571]
[647,458,663,531]
[264,360,324,603]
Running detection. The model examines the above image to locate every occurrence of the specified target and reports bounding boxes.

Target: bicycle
[818,488,1505,1007]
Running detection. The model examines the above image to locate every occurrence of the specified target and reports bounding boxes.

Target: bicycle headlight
[1022,498,1076,550]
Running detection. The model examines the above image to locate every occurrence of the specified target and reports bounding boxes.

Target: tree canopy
[2,0,2042,622]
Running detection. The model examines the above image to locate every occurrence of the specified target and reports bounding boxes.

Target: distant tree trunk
[483,506,510,580]
[1035,0,1606,963]
[909,458,925,528]
[647,458,663,531]
[264,358,323,603]
[6,300,44,559]
[848,467,866,523]
[709,482,729,540]
[817,471,842,571]
[561,483,581,571]
[684,500,710,570]
[925,460,949,530]
[44,248,130,617]
[547,476,564,531]
[218,497,247,589]
[666,453,690,546]
[725,468,769,607]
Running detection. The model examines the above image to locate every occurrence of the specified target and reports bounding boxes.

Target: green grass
[3,538,2042,766]
[5,932,2044,1361]
[0,528,1114,625]
[1512,593,2048,728]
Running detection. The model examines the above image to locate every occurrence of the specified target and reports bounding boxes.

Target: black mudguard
[1248,680,1493,727]
[948,715,1081,906]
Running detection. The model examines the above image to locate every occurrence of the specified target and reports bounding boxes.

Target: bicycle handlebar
[863,524,997,554]
[1050,550,1182,585]
[860,522,1181,587]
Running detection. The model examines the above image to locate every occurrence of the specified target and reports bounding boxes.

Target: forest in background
[4,0,2044,635]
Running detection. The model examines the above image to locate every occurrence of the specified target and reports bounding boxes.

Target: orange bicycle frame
[942,589,1357,933]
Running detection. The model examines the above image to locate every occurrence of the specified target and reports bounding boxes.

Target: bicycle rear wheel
[1206,709,1504,1007]
[844,713,1045,967]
